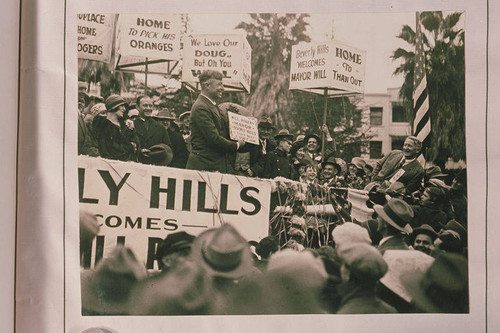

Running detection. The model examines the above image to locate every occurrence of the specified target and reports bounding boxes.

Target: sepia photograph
[76,12,468,317]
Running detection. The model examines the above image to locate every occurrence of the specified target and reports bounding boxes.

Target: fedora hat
[153,108,176,120]
[179,111,191,121]
[444,219,467,242]
[156,231,195,260]
[349,157,367,170]
[128,261,211,315]
[322,156,342,174]
[425,166,447,179]
[190,224,255,280]
[411,224,438,243]
[374,198,414,234]
[290,140,305,156]
[81,246,148,315]
[274,129,294,143]
[145,144,173,166]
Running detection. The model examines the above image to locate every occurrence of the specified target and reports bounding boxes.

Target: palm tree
[392,12,465,167]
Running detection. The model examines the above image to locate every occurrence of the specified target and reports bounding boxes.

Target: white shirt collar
[379,235,395,246]
[200,94,217,106]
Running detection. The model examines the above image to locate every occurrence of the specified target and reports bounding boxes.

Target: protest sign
[228,112,259,145]
[78,156,271,269]
[115,14,182,61]
[289,40,366,95]
[77,14,116,63]
[182,34,252,92]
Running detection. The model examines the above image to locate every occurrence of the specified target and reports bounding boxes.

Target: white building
[354,87,412,161]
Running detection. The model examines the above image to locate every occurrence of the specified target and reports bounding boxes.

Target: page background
[58,1,490,332]
[0,0,19,332]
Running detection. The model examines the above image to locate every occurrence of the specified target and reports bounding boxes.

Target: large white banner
[79,156,271,269]
[182,34,252,92]
[290,40,366,94]
[77,14,116,62]
[116,14,182,60]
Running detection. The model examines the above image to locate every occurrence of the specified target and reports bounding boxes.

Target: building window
[370,107,383,126]
[369,141,383,159]
[392,102,409,123]
[345,142,362,159]
[391,136,406,150]
[352,109,362,128]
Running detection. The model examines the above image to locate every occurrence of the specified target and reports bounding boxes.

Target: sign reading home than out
[116,14,182,60]
[78,156,270,269]
[289,40,366,94]
[77,13,116,63]
[182,34,252,92]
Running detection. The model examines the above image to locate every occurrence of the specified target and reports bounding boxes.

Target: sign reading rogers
[77,13,115,62]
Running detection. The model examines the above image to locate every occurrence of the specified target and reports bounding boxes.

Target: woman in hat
[345,157,368,190]
[93,95,140,162]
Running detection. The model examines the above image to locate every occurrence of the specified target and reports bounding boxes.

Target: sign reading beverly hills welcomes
[182,34,252,92]
[77,14,116,63]
[289,40,366,94]
[79,156,270,269]
[116,14,182,60]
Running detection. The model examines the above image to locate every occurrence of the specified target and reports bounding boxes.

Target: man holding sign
[186,70,246,174]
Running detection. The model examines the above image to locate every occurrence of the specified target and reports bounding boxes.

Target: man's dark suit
[371,150,424,193]
[186,95,238,173]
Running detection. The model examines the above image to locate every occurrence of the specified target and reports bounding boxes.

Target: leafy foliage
[237,14,371,162]
[393,11,465,166]
[78,59,134,98]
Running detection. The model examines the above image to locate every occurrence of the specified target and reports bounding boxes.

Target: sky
[138,12,463,95]
[188,12,416,94]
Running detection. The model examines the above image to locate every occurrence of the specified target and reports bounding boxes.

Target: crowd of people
[80,206,468,315]
[78,70,469,315]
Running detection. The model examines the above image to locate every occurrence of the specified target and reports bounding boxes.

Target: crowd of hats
[80,208,469,316]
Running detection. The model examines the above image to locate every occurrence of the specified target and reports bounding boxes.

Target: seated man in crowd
[370,136,425,193]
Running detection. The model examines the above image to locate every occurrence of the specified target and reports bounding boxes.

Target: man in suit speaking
[186,70,246,174]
